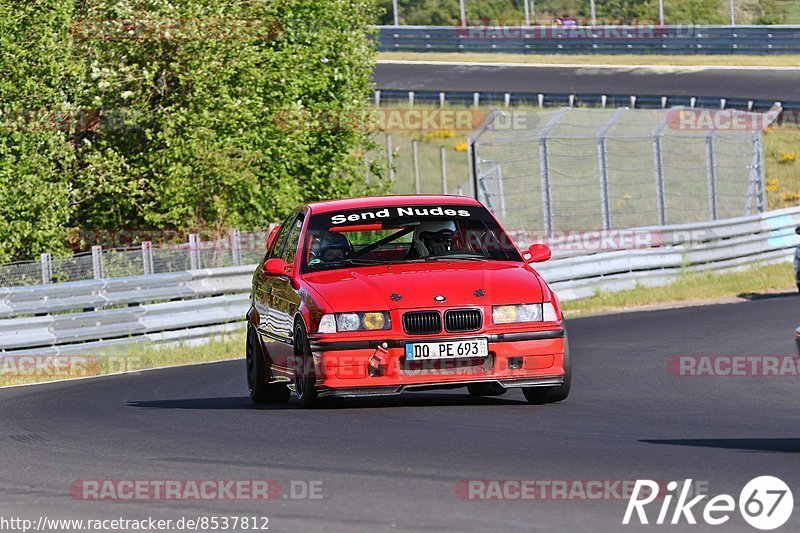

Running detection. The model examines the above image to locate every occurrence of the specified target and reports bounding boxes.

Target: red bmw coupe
[246,195,569,407]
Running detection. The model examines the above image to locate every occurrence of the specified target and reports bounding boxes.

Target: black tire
[246,323,290,404]
[293,322,319,408]
[796,282,800,293]
[522,332,571,405]
[467,382,507,396]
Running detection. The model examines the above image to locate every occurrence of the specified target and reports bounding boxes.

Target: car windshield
[302,204,522,272]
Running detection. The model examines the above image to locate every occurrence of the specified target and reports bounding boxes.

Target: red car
[246,195,569,407]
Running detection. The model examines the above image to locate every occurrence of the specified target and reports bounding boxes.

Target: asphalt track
[2,294,799,532]
[373,61,800,101]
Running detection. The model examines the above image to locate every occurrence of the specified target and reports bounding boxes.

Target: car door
[264,213,305,370]
[253,222,284,332]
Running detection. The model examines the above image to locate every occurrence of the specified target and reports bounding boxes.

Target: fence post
[374,89,381,107]
[652,117,669,226]
[91,245,104,279]
[412,140,420,194]
[408,91,415,107]
[757,135,767,213]
[189,233,200,270]
[142,241,154,275]
[440,146,448,194]
[597,108,627,230]
[40,253,52,285]
[705,132,718,220]
[439,91,445,108]
[231,229,242,267]
[386,134,395,183]
[537,108,569,238]
[473,92,480,108]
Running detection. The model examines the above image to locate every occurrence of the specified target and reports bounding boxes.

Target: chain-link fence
[0,229,273,288]
[471,106,773,234]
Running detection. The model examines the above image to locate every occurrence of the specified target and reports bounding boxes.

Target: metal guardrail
[374,89,798,114]
[1,207,799,355]
[377,25,800,55]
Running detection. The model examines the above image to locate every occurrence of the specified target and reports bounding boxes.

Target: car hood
[302,261,546,312]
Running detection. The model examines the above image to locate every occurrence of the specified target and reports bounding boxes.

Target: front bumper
[307,328,566,395]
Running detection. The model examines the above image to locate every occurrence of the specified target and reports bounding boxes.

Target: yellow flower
[778,151,797,164]
[454,141,468,152]
[766,179,778,192]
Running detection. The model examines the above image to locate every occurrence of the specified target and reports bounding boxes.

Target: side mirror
[525,243,551,263]
[264,257,291,276]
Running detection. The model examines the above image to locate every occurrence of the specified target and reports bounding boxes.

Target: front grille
[444,309,482,332]
[403,311,442,335]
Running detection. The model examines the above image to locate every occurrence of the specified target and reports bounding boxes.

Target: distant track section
[373,61,800,103]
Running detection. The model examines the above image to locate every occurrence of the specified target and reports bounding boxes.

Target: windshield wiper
[412,255,489,262]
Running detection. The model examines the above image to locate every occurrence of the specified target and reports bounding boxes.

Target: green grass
[379,52,800,67]
[764,125,800,210]
[563,261,795,317]
[0,333,244,387]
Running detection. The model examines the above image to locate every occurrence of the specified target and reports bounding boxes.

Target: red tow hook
[368,342,389,377]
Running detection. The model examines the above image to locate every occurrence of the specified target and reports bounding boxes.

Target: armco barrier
[1,207,799,355]
[377,25,800,55]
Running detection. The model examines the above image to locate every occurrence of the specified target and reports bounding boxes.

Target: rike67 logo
[624,477,794,530]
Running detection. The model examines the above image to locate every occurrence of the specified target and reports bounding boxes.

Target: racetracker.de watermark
[0,356,138,381]
[272,108,533,133]
[455,479,709,501]
[69,479,323,501]
[667,108,781,132]
[667,355,800,377]
[457,18,694,40]
[520,229,665,252]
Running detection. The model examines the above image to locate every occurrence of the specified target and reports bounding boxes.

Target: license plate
[405,338,488,361]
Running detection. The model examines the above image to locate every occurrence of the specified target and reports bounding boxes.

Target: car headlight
[492,303,559,324]
[317,312,391,333]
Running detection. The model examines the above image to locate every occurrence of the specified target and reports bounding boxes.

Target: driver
[409,221,457,258]
[314,231,351,263]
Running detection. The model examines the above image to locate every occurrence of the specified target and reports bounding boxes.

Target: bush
[0,0,380,262]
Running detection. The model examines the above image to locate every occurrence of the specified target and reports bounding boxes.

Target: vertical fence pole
[497,166,507,222]
[596,108,627,231]
[408,91,415,107]
[473,92,480,108]
[386,134,395,183]
[91,245,104,279]
[537,107,570,238]
[412,140,420,194]
[653,117,669,226]
[374,90,381,107]
[597,139,612,230]
[439,91,446,108]
[231,229,242,267]
[539,137,553,238]
[142,241,154,275]
[40,253,52,284]
[757,135,767,213]
[189,233,200,270]
[466,141,476,199]
[440,146,448,194]
[705,132,718,220]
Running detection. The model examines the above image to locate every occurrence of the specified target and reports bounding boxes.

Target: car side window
[278,216,304,265]
[266,214,295,261]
